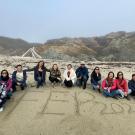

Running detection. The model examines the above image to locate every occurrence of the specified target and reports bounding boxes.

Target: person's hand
[17,82,21,85]
[97,85,100,89]
[78,77,81,80]
[124,92,128,96]
[108,87,111,93]
[104,87,108,90]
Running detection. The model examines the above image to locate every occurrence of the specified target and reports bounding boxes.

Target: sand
[0,56,135,135]
[0,86,135,135]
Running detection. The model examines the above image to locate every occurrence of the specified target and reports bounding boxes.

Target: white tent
[22,47,42,59]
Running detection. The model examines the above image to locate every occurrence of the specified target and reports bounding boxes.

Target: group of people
[0,60,135,112]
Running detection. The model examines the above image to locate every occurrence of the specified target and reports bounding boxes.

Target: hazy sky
[0,0,135,43]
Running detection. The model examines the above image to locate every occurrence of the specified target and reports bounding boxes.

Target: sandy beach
[0,56,135,135]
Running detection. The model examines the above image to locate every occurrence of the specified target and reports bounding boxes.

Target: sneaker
[21,86,24,90]
[125,96,131,100]
[0,107,3,112]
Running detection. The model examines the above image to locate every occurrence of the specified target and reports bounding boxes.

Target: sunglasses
[118,74,123,76]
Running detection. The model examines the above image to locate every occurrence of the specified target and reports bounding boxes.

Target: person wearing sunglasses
[0,70,12,112]
[102,71,119,99]
[91,67,101,93]
[115,71,131,100]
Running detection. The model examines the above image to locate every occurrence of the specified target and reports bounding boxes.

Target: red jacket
[115,79,128,93]
[0,77,12,92]
[102,79,117,92]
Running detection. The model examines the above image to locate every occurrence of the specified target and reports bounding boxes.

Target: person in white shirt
[12,65,27,92]
[63,64,76,87]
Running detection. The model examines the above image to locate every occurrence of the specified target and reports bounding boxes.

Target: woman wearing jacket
[12,64,27,92]
[63,64,76,87]
[49,64,62,86]
[0,70,12,112]
[91,67,101,92]
[34,61,49,88]
[116,71,131,100]
[128,74,135,97]
[102,71,119,99]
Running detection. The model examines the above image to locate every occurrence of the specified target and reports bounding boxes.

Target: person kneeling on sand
[49,64,62,87]
[34,61,50,88]
[115,71,131,100]
[91,67,101,93]
[128,74,135,99]
[12,65,27,92]
[76,62,89,89]
[102,71,120,99]
[0,70,12,112]
[63,64,76,88]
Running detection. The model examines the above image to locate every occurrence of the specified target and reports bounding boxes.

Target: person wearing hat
[76,62,89,89]
[12,64,27,92]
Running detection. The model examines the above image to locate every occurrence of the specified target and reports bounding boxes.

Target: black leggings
[64,80,73,87]
[49,76,61,83]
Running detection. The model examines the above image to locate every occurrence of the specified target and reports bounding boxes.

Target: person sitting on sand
[91,67,101,93]
[76,62,89,89]
[102,71,119,99]
[12,65,27,92]
[0,70,12,112]
[115,71,131,100]
[34,61,49,88]
[49,64,62,87]
[63,64,76,88]
[128,74,135,98]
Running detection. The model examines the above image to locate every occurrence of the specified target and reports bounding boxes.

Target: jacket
[115,79,128,93]
[102,79,117,92]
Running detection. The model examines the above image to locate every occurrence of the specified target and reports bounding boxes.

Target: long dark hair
[36,61,45,69]
[52,64,59,71]
[116,71,124,80]
[107,71,115,79]
[91,67,101,77]
[0,69,9,81]
[106,71,115,87]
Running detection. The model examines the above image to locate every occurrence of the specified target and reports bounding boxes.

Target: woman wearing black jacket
[34,61,49,88]
[91,67,101,92]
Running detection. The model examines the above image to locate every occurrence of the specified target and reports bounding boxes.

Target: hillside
[1,31,135,61]
[37,31,135,61]
[0,36,41,56]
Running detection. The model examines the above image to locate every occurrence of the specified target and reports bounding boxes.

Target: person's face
[17,66,22,72]
[109,73,114,79]
[132,76,135,81]
[118,73,123,79]
[81,64,85,68]
[95,68,100,74]
[39,62,44,67]
[67,65,72,70]
[53,65,58,70]
[2,71,7,77]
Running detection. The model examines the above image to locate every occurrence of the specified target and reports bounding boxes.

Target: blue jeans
[103,90,120,97]
[91,81,101,90]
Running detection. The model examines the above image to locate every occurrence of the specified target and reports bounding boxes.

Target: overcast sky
[0,0,135,43]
